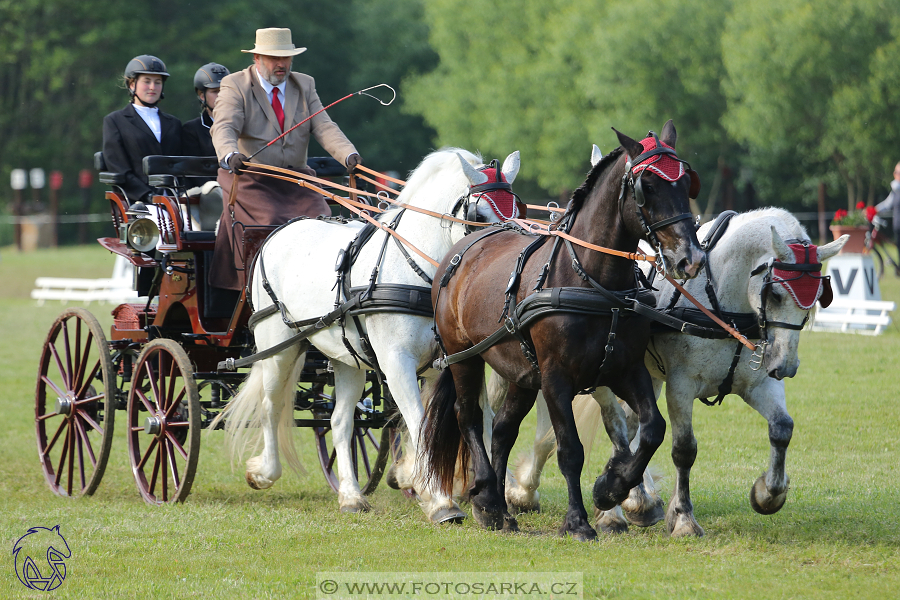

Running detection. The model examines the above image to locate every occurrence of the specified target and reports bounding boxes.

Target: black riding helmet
[125,55,169,106]
[194,63,230,112]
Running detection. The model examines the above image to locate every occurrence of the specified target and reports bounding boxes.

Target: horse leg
[542,374,596,541]
[329,362,371,513]
[743,378,793,515]
[490,383,538,528]
[452,359,508,531]
[594,365,666,513]
[379,358,465,524]
[619,381,665,527]
[245,346,306,490]
[664,378,704,537]
[505,393,553,514]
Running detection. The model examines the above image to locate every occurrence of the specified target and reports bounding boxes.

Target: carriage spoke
[40,374,68,405]
[148,445,161,497]
[72,329,93,395]
[62,321,74,391]
[44,418,68,456]
[135,386,157,414]
[166,438,181,487]
[166,421,189,428]
[38,409,63,422]
[75,358,101,401]
[66,423,76,496]
[74,416,98,468]
[47,345,69,391]
[75,391,104,405]
[75,419,87,490]
[165,431,189,460]
[138,436,159,470]
[164,388,187,419]
[146,361,160,408]
[160,438,168,501]
[164,359,177,412]
[359,430,373,476]
[76,408,103,436]
[54,423,70,487]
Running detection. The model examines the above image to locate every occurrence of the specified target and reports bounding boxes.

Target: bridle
[449,159,520,234]
[748,239,833,370]
[618,132,700,274]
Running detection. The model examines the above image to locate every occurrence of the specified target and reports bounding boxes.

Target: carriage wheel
[314,413,397,496]
[36,308,115,497]
[127,339,200,504]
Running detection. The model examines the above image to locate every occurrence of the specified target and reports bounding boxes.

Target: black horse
[421,121,705,540]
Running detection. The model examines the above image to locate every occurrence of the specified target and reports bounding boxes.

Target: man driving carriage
[209,27,364,290]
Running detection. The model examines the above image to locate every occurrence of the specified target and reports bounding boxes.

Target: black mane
[567,146,624,214]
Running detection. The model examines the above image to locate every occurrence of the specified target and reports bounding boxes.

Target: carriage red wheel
[127,339,200,504]
[36,308,115,497]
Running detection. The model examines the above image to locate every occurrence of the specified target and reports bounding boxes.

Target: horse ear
[613,127,643,160]
[770,226,793,262]
[660,119,677,147]
[457,153,488,186]
[590,144,603,167]
[817,235,848,261]
[501,150,520,184]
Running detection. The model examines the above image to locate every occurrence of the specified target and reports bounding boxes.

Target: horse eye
[644,182,655,194]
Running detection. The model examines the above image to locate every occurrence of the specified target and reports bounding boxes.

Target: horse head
[748,224,847,379]
[613,120,705,280]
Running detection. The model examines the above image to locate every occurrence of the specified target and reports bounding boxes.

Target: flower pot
[829,225,869,254]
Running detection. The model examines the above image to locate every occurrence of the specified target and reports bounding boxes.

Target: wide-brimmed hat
[241,28,306,57]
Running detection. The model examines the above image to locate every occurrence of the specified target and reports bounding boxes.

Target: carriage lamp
[125,217,160,254]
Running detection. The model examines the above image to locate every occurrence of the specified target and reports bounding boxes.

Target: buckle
[504,317,517,334]
[449,254,462,266]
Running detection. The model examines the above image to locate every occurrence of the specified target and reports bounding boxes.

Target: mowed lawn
[1,244,898,599]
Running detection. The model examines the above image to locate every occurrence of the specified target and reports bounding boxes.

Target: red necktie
[272,87,285,132]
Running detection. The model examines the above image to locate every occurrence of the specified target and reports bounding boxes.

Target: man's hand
[228,153,248,174]
[346,153,363,173]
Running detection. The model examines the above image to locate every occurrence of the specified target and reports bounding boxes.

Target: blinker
[688,169,701,199]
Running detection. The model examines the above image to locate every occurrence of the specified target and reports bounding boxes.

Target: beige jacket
[211,65,357,169]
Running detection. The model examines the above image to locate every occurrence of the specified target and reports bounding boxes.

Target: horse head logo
[12,525,71,591]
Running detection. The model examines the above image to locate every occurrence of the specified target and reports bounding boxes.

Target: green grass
[1,245,899,599]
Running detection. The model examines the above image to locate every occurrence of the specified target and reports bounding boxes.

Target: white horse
[214,148,520,522]
[491,206,847,536]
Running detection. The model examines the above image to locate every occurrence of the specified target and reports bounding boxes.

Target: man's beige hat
[241,28,307,57]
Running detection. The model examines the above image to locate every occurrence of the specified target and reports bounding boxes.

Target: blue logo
[12,525,70,591]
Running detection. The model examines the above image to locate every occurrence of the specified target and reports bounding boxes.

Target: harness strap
[699,339,743,407]
[500,234,549,321]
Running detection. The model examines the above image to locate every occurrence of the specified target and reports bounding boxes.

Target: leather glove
[228,153,248,174]
[346,153,363,173]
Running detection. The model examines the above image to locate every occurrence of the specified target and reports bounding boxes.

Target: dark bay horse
[421,121,706,540]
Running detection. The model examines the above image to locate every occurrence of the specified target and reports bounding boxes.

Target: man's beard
[260,62,290,86]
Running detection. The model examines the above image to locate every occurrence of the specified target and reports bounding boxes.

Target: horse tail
[209,354,306,474]
[419,368,468,496]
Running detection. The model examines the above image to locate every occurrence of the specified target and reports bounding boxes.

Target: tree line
[2,0,898,245]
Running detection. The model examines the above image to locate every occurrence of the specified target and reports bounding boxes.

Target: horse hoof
[506,487,541,514]
[245,472,274,490]
[595,509,629,534]
[559,525,598,542]
[623,500,665,528]
[431,507,466,524]
[340,498,372,514]
[502,515,520,533]
[592,474,620,511]
[666,497,704,537]
[471,504,506,530]
[750,474,789,515]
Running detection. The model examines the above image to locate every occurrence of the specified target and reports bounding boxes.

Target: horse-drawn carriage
[34,154,401,504]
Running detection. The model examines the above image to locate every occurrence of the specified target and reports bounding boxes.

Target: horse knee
[671,435,697,470]
[768,415,793,449]
[641,415,666,451]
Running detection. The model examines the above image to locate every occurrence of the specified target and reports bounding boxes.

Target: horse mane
[727,207,810,247]
[395,147,483,207]
[567,146,625,214]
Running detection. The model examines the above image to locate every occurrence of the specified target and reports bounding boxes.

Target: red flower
[866,206,878,221]
[834,209,848,220]
[856,201,866,210]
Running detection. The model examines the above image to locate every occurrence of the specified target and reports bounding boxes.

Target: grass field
[1,244,899,599]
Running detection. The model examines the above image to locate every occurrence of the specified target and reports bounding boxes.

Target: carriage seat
[94,151,126,186]
[307,156,345,177]
[143,155,219,189]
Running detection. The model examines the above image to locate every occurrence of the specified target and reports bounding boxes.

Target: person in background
[183,62,230,229]
[102,55,182,203]
[209,27,363,290]
[875,161,900,248]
